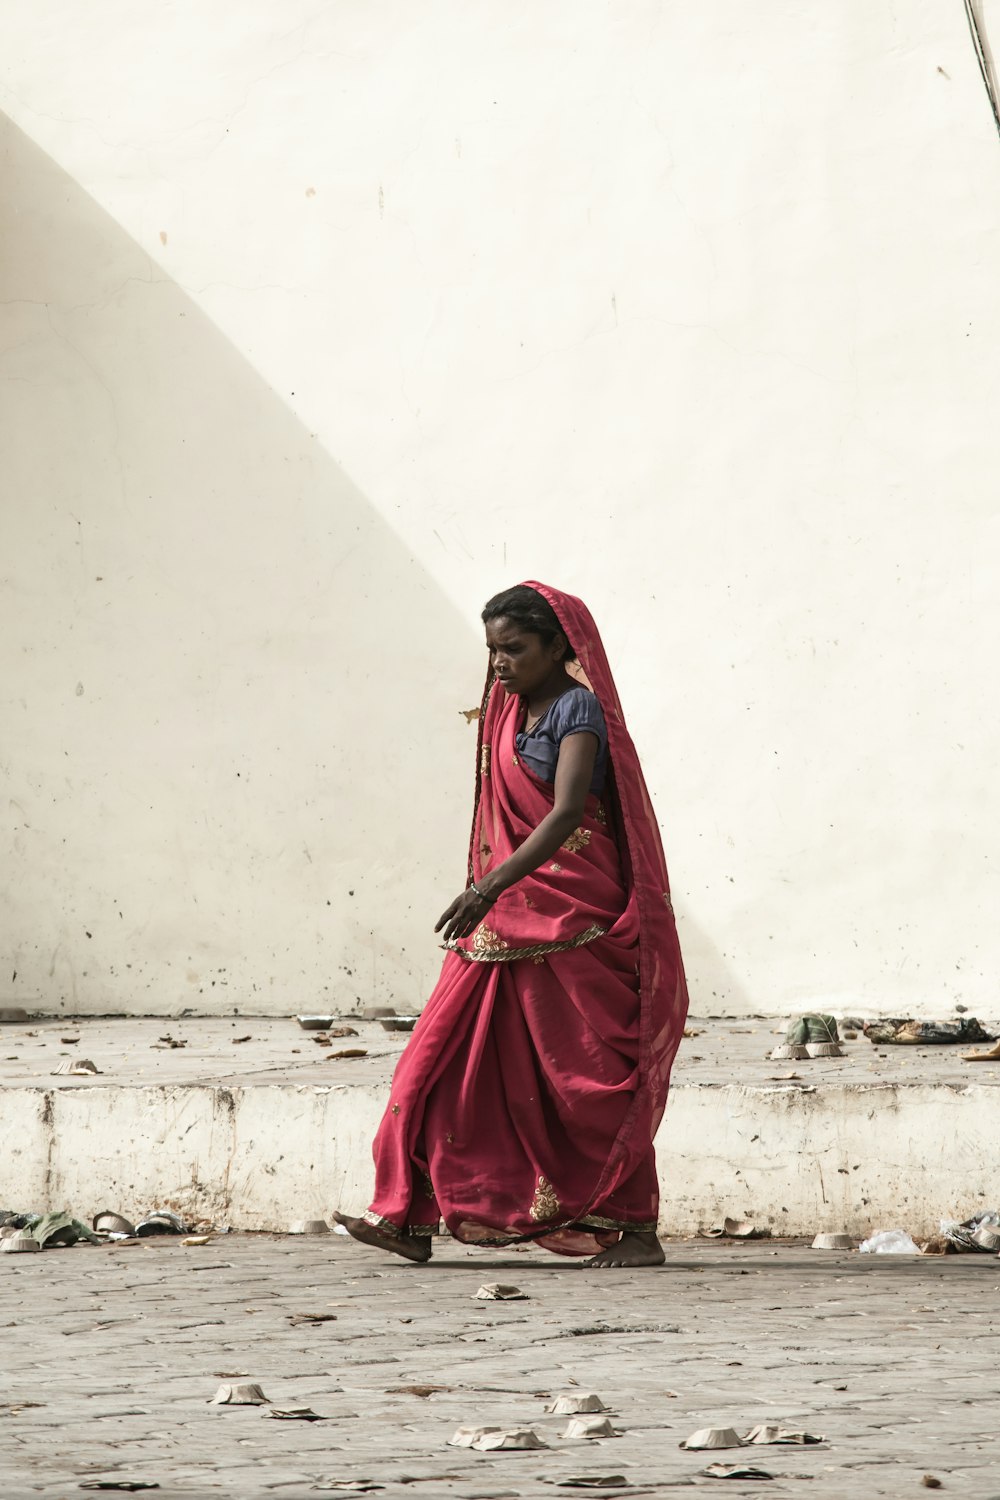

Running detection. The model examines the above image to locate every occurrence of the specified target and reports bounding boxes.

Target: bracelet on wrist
[469,880,494,903]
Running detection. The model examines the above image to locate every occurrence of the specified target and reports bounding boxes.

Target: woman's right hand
[435,888,493,943]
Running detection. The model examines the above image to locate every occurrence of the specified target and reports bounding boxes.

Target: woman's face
[485,617,565,696]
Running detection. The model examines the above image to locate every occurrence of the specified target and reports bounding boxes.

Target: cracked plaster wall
[2,1,1000,1018]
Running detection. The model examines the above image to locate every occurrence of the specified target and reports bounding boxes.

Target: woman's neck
[524,669,574,718]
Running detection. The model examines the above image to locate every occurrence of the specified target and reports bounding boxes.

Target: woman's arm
[436,730,599,942]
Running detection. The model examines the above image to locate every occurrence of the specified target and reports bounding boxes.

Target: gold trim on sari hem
[362,1210,440,1239]
[361,1209,401,1237]
[442,922,607,964]
[577,1215,658,1233]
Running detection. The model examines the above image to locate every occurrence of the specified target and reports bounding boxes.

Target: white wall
[2,1,999,1018]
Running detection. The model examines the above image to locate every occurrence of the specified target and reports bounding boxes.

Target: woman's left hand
[435,888,493,943]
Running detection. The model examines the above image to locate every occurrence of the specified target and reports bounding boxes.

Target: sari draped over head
[362,582,688,1256]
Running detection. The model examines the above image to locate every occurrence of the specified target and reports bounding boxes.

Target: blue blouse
[514,685,608,796]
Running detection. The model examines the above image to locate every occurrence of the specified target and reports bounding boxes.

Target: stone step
[2,1016,996,1238]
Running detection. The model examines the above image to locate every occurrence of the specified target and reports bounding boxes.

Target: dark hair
[481,585,577,662]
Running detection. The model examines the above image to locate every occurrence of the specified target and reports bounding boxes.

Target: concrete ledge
[2,1017,996,1236]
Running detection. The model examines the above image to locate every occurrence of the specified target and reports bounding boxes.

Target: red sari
[363,583,688,1255]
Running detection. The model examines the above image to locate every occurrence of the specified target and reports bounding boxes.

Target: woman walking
[335,582,687,1267]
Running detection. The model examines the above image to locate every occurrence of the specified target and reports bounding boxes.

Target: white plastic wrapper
[858,1229,919,1255]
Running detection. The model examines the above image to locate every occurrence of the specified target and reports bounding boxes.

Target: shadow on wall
[0,114,480,1017]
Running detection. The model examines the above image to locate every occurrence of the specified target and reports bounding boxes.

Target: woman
[335,582,688,1268]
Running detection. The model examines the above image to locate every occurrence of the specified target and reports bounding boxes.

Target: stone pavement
[2,1232,999,1498]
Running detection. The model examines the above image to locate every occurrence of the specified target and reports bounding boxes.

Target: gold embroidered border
[362,1210,440,1238]
[361,1209,401,1238]
[577,1215,658,1234]
[443,922,606,964]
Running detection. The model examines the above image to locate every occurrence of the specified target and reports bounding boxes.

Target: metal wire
[963,0,1000,139]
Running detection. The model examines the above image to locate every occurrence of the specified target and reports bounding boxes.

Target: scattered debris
[699,1462,773,1481]
[864,1017,994,1046]
[264,1406,326,1421]
[181,1235,213,1246]
[287,1312,338,1326]
[449,1425,548,1450]
[963,1038,1000,1062]
[475,1283,527,1300]
[680,1427,745,1450]
[557,1480,629,1491]
[52,1058,101,1076]
[386,1385,452,1398]
[1,1233,40,1255]
[547,1392,609,1415]
[702,1219,771,1240]
[744,1424,823,1444]
[79,1484,160,1493]
[310,1483,383,1494]
[289,1220,330,1235]
[135,1211,187,1237]
[563,1415,619,1440]
[771,1016,843,1059]
[210,1382,268,1405]
[786,1014,839,1046]
[4,1213,102,1250]
[938,1209,1000,1252]
[474,1427,548,1451]
[919,1236,956,1256]
[859,1229,919,1255]
[311,1483,383,1494]
[93,1212,136,1236]
[811,1233,855,1250]
[231,1035,253,1045]
[152,1035,187,1049]
[921,1478,942,1490]
[322,1049,368,1060]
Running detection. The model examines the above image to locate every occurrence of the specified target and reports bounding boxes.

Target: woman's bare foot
[583,1230,665,1268]
[332,1211,432,1263]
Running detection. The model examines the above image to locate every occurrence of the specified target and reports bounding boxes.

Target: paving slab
[2,1234,999,1497]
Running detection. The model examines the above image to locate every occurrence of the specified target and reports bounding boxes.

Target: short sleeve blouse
[514,685,608,796]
